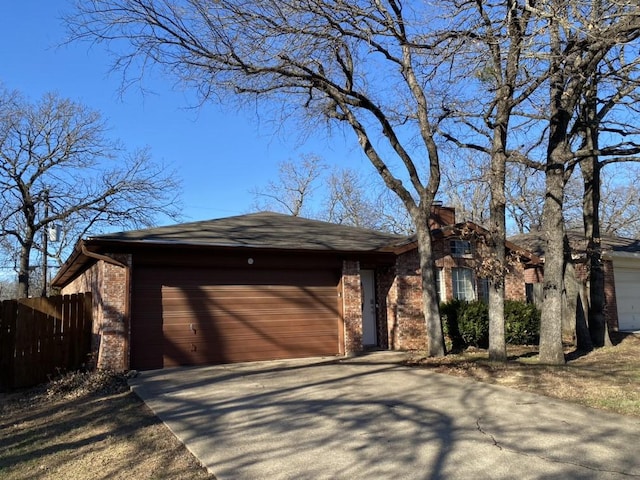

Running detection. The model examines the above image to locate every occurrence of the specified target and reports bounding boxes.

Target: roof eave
[604,250,640,261]
[51,237,399,288]
[51,240,94,288]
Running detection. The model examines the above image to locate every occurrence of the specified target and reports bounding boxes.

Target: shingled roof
[89,211,406,252]
[508,229,640,258]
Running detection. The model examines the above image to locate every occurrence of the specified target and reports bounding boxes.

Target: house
[509,230,640,332]
[52,207,539,371]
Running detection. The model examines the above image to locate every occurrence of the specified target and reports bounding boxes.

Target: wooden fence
[0,293,92,391]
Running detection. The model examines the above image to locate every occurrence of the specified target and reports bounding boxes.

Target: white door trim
[361,269,377,346]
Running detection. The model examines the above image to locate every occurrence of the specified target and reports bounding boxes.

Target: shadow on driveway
[130,352,640,480]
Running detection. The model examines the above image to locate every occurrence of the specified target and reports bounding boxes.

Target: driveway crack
[476,417,502,450]
[475,417,640,477]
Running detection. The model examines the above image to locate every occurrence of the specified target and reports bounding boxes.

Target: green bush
[440,299,464,351]
[504,300,540,345]
[440,299,540,349]
[457,301,489,348]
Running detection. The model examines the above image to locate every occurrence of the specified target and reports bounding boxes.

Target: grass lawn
[410,332,640,417]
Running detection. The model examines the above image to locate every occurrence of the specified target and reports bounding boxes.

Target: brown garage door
[131,267,341,369]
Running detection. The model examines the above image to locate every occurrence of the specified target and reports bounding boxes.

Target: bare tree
[440,153,491,227]
[572,42,640,349]
[0,279,17,301]
[532,0,640,364]
[598,171,640,237]
[0,88,182,298]
[506,163,640,236]
[324,167,414,233]
[250,154,326,217]
[435,0,640,363]
[251,157,414,232]
[69,0,449,355]
[433,0,545,361]
[372,188,415,235]
[505,164,545,234]
[325,167,378,228]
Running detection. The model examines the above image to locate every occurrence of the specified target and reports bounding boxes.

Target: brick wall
[524,266,544,284]
[61,254,131,371]
[429,205,456,229]
[386,236,534,352]
[341,260,363,354]
[386,250,428,351]
[505,262,526,301]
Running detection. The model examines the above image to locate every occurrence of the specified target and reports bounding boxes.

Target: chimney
[429,202,456,229]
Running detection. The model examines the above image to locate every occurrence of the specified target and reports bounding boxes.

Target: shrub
[504,300,540,345]
[457,300,489,348]
[440,298,540,349]
[440,299,465,351]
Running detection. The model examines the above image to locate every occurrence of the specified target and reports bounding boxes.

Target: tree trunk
[575,282,593,352]
[17,238,32,298]
[562,246,578,342]
[581,138,611,348]
[539,146,567,365]
[540,18,569,365]
[415,212,445,357]
[488,152,507,362]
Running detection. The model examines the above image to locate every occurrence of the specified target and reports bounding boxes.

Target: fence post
[62,295,72,370]
[0,300,17,390]
[82,293,93,367]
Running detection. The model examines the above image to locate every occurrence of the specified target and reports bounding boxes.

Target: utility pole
[41,189,49,297]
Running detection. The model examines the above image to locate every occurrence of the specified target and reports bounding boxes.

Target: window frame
[452,267,476,301]
[450,239,473,258]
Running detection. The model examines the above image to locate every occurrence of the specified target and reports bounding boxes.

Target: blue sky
[1,1,364,225]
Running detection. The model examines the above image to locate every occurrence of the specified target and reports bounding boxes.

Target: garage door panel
[163,335,339,366]
[162,318,338,333]
[162,288,337,308]
[161,303,338,320]
[614,266,640,331]
[162,311,338,325]
[164,334,339,353]
[158,268,337,287]
[131,266,341,370]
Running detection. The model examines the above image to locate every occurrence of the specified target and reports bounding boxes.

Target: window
[478,277,490,303]
[435,268,445,302]
[452,268,475,301]
[450,239,472,257]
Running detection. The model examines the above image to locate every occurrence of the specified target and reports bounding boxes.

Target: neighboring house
[52,207,539,371]
[509,230,640,332]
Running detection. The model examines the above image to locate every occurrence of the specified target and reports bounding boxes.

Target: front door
[361,269,377,346]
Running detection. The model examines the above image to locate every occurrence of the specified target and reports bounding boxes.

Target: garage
[52,211,403,371]
[612,258,640,332]
[131,266,342,370]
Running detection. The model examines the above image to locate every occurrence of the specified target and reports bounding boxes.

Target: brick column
[342,260,363,355]
[389,251,427,351]
[60,253,131,371]
[96,255,131,371]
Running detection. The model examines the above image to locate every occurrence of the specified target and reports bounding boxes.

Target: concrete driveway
[129,352,640,480]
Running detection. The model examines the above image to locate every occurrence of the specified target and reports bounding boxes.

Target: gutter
[51,239,128,288]
[81,243,127,268]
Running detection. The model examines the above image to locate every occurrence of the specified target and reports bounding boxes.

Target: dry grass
[409,332,640,417]
[1,333,638,479]
[0,371,215,480]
